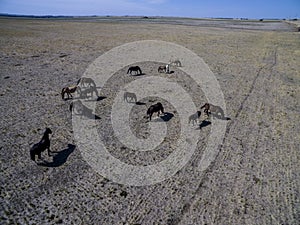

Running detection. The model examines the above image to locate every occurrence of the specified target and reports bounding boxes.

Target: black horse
[201,103,225,119]
[30,128,52,161]
[127,66,142,75]
[147,102,164,121]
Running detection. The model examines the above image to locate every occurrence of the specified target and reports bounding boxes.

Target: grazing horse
[77,77,96,87]
[127,66,142,75]
[61,85,77,100]
[201,103,225,119]
[124,92,137,103]
[147,102,164,121]
[77,86,99,99]
[30,128,52,161]
[188,111,201,125]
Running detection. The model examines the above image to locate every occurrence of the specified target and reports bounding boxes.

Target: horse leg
[38,152,42,160]
[47,147,51,156]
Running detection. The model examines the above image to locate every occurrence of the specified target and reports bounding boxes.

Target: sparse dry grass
[0,17,299,225]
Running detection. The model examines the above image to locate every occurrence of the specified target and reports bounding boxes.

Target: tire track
[174,42,279,224]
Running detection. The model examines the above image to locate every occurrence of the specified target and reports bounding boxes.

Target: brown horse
[61,85,77,100]
[147,102,164,121]
[158,65,166,73]
[201,103,224,119]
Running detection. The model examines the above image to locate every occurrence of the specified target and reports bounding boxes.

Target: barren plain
[0,17,299,224]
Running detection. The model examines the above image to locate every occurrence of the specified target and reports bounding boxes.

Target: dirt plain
[0,17,299,225]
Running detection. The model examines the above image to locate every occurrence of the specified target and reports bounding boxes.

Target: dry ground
[0,17,299,224]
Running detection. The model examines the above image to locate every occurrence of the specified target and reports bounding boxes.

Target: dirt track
[0,17,299,224]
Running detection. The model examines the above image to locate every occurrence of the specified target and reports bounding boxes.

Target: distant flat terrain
[0,17,299,224]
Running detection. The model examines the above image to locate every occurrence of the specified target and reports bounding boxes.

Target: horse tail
[77,78,81,85]
[127,68,130,74]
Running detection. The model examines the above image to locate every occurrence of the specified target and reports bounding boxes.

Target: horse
[30,128,52,161]
[77,86,99,99]
[188,111,201,125]
[127,66,142,75]
[77,77,96,87]
[61,85,77,100]
[147,102,164,121]
[124,92,137,103]
[158,65,166,73]
[201,103,225,119]
[169,59,182,67]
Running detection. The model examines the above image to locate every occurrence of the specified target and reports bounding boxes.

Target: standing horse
[61,85,77,100]
[201,103,225,119]
[147,102,164,121]
[30,128,52,161]
[124,92,137,103]
[158,65,166,73]
[127,66,142,75]
[77,77,96,87]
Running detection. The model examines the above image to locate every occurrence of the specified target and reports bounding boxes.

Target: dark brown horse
[61,85,77,100]
[201,103,224,119]
[147,102,164,121]
[30,128,52,161]
[158,65,166,73]
[127,66,142,75]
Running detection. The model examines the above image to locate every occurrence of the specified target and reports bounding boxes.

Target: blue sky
[0,0,299,19]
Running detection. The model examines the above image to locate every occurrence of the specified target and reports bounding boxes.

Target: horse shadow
[135,101,146,105]
[131,73,146,76]
[38,144,76,167]
[211,113,231,121]
[197,120,212,130]
[97,96,106,101]
[154,112,174,122]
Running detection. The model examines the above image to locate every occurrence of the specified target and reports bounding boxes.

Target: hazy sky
[0,0,299,19]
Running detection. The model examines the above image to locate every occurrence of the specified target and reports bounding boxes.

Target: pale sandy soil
[0,17,299,224]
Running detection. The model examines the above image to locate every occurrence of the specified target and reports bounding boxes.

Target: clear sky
[0,0,299,19]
